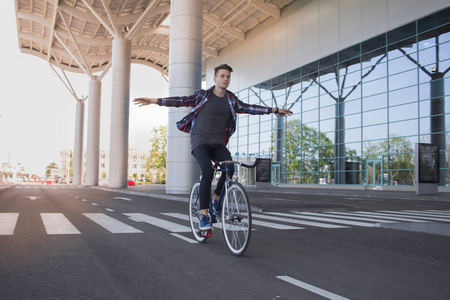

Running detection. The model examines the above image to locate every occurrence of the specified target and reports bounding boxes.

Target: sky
[0,1,169,177]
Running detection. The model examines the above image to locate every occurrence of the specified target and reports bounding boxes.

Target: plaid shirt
[157,86,271,144]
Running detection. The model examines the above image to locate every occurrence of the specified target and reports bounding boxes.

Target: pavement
[2,183,449,212]
[90,183,450,211]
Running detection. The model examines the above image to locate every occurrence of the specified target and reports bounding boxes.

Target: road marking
[162,212,299,231]
[377,211,450,223]
[24,196,41,200]
[114,197,133,201]
[170,233,198,243]
[91,203,98,206]
[277,276,350,300]
[293,212,376,227]
[41,213,81,235]
[256,213,348,229]
[310,212,398,223]
[0,213,19,235]
[124,213,191,233]
[353,212,431,222]
[105,208,115,212]
[83,213,143,233]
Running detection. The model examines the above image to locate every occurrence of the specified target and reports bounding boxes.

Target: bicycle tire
[188,181,207,243]
[221,182,252,256]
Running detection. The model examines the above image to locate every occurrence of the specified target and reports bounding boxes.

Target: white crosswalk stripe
[2,210,450,236]
[83,213,143,233]
[124,213,191,233]
[41,213,81,235]
[254,213,348,228]
[0,213,19,235]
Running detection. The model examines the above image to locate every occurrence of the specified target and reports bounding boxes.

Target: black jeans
[192,144,235,210]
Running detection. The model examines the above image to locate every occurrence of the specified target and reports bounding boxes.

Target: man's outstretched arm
[271,107,293,117]
[133,97,158,107]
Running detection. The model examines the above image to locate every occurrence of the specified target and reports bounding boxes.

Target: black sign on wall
[418,143,440,183]
[255,158,271,182]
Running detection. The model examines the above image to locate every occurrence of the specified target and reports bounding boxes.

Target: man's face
[214,69,231,89]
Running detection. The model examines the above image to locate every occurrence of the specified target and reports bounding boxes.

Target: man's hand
[272,107,293,117]
[133,97,158,107]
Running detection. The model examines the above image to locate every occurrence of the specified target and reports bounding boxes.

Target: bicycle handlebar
[214,160,257,169]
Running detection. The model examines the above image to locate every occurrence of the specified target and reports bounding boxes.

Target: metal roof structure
[14,0,294,78]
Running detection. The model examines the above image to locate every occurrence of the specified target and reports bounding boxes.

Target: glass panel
[345,113,361,128]
[363,109,387,126]
[302,109,319,124]
[320,104,335,120]
[320,118,335,132]
[345,127,362,143]
[419,117,431,135]
[389,69,417,90]
[389,103,418,122]
[363,77,387,97]
[388,38,417,60]
[389,55,417,75]
[363,93,387,111]
[388,22,416,45]
[389,86,418,106]
[418,7,450,33]
[339,44,361,62]
[389,119,418,137]
[363,124,388,141]
[362,34,386,54]
[345,98,361,115]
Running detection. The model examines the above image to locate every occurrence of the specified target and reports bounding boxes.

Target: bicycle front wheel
[189,181,207,243]
[222,182,252,256]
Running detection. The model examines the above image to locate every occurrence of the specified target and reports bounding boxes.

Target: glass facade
[230,7,450,187]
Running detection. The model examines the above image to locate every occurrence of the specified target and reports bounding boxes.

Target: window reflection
[233,8,449,186]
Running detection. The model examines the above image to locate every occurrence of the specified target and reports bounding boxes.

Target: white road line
[254,213,347,229]
[41,213,81,235]
[170,233,198,243]
[252,219,303,230]
[402,210,450,217]
[162,212,301,230]
[317,212,399,223]
[292,212,377,227]
[83,213,143,233]
[377,211,450,222]
[105,208,115,212]
[347,212,429,223]
[124,213,191,233]
[277,276,350,300]
[0,213,19,235]
[91,203,98,206]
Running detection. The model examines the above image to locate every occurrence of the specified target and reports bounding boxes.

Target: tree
[396,31,449,186]
[364,135,415,185]
[281,119,333,183]
[45,162,58,178]
[146,125,167,184]
[313,53,386,184]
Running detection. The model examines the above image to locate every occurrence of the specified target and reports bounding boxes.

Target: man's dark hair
[214,64,233,76]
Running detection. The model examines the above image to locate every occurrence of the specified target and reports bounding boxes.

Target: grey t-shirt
[190,92,232,151]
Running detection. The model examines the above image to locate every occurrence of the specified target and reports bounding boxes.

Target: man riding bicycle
[134,64,292,231]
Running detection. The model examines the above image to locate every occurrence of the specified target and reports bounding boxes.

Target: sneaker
[199,214,212,230]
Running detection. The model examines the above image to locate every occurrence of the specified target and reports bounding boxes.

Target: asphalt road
[1,185,450,299]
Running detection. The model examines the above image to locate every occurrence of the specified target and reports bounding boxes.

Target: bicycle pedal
[199,229,212,238]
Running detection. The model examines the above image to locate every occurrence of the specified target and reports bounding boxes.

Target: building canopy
[15,0,293,77]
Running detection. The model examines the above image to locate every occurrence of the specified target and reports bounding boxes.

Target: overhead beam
[58,9,93,79]
[81,0,118,39]
[203,12,245,40]
[252,0,280,18]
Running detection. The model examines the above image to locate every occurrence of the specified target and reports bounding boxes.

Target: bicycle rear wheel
[222,182,252,256]
[188,181,207,243]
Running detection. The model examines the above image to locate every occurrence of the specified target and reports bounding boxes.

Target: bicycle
[189,160,255,256]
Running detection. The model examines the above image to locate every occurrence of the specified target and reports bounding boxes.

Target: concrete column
[85,77,102,186]
[166,0,203,194]
[73,100,85,185]
[108,38,131,188]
